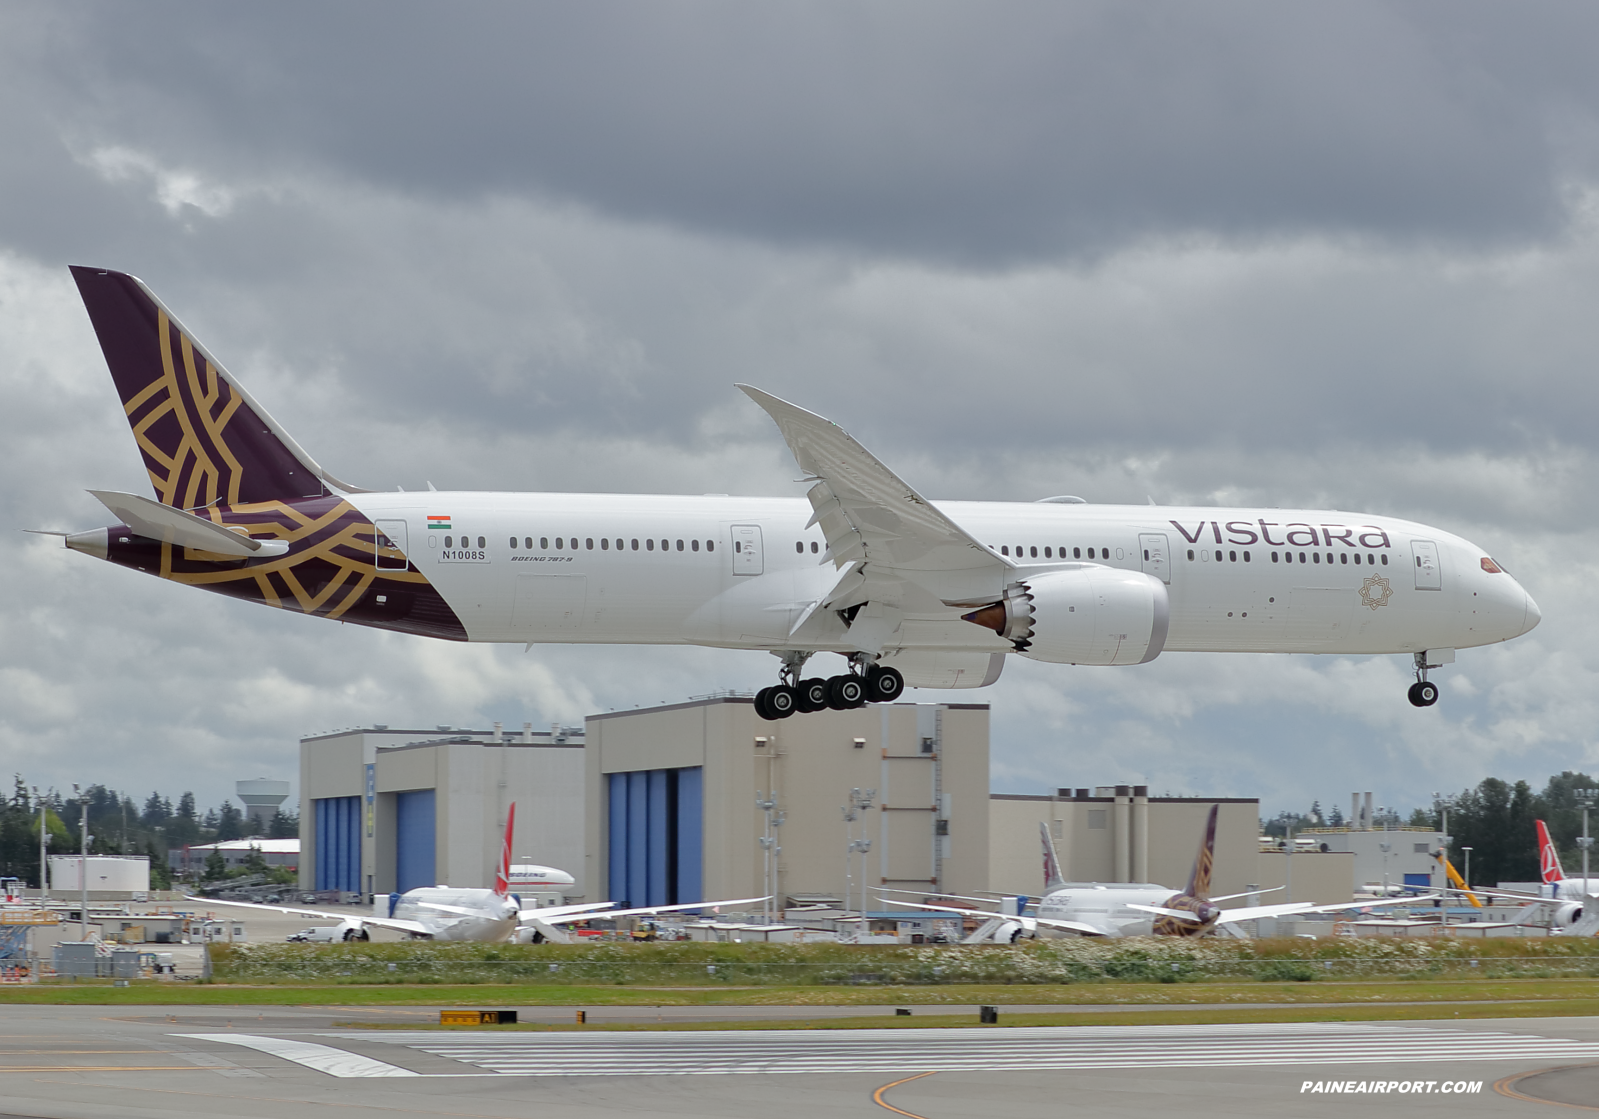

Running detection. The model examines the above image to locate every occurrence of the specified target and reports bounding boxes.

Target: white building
[48,854,149,897]
[168,839,299,876]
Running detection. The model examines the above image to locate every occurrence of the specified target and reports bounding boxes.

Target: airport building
[298,724,586,900]
[584,698,990,911]
[168,839,300,877]
[988,790,1268,900]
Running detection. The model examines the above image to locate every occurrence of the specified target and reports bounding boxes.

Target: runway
[1,1005,1596,1117]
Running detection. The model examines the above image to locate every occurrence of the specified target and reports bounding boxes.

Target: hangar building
[298,723,586,900]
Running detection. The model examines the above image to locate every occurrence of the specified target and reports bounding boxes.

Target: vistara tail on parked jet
[54,267,1539,718]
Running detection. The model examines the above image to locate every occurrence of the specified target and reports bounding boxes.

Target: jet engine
[962,567,1169,666]
[1554,901,1585,930]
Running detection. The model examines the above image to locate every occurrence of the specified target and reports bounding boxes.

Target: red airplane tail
[1537,818,1565,883]
[494,803,516,897]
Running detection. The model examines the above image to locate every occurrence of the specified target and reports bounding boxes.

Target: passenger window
[735,542,741,553]
[796,542,803,553]
[1381,554,1388,565]
[1299,552,1307,563]
[1086,547,1094,558]
[1353,553,1360,564]
[1243,551,1251,562]
[509,537,517,549]
[1326,552,1332,564]
[616,539,623,550]
[1030,546,1038,558]
[692,539,700,552]
[661,540,668,551]
[707,540,715,552]
[810,541,818,553]
[1313,553,1321,563]
[632,539,639,550]
[1271,551,1278,562]
[445,536,453,549]
[647,539,654,551]
[1340,553,1348,564]
[1001,546,1009,556]
[1229,550,1236,562]
[585,538,594,550]
[540,537,548,550]
[1045,547,1053,558]
[1188,549,1195,560]
[478,537,485,549]
[525,537,532,550]
[601,538,609,550]
[676,539,684,551]
[1073,547,1081,559]
[556,538,563,549]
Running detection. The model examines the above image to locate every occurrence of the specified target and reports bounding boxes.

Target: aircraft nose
[1522,590,1542,635]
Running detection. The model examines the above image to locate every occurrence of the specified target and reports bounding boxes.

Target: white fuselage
[388,887,519,942]
[1036,884,1180,937]
[348,493,1538,658]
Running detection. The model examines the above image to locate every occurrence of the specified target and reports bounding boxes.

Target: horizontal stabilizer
[89,489,288,558]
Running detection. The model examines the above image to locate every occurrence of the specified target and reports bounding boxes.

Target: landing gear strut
[1408,652,1440,708]
[755,652,906,721]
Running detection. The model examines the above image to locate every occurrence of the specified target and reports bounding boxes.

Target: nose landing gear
[755,653,906,720]
[1408,651,1441,707]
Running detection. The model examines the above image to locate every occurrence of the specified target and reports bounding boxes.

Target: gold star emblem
[1358,575,1393,611]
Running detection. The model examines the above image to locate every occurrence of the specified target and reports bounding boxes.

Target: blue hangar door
[607,767,702,908]
[314,796,361,893]
[395,789,437,893]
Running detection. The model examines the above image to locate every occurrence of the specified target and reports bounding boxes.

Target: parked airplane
[890,808,1414,939]
[194,804,762,943]
[56,268,1539,718]
[1476,820,1599,935]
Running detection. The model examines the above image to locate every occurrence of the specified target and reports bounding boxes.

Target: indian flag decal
[427,515,451,531]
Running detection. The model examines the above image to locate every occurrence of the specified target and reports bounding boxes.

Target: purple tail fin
[70,266,357,507]
[1185,804,1218,899]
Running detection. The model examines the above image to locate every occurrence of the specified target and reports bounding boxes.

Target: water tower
[236,778,291,831]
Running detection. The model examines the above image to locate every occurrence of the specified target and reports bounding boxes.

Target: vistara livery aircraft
[890,807,1417,940]
[54,267,1539,717]
[194,804,764,943]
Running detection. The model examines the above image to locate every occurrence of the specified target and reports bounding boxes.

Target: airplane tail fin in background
[68,266,365,508]
[1537,819,1566,883]
[1186,804,1219,899]
[1039,821,1066,892]
[494,803,516,897]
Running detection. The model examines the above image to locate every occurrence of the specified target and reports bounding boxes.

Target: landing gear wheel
[342,928,369,942]
[795,677,829,713]
[826,674,867,710]
[767,684,798,719]
[1407,681,1439,708]
[864,665,905,703]
[754,686,777,721]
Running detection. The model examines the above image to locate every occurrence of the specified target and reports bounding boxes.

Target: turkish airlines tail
[1536,818,1566,883]
[1186,804,1219,899]
[494,803,517,897]
[1039,822,1065,892]
[69,266,362,507]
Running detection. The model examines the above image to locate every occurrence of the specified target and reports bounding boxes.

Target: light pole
[33,786,47,903]
[841,788,875,933]
[1461,847,1473,894]
[755,792,784,924]
[1576,788,1597,891]
[1433,792,1452,930]
[74,783,90,940]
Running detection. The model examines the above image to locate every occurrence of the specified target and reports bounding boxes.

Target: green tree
[215,802,244,842]
[203,848,228,882]
[267,808,299,839]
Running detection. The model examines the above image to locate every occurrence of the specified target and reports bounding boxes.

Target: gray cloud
[2,3,1597,822]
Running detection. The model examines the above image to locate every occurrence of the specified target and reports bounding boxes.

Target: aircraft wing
[1126,903,1204,922]
[887,898,1106,937]
[89,490,288,557]
[739,386,1008,646]
[183,896,432,936]
[516,901,619,923]
[1215,901,1318,923]
[538,896,772,925]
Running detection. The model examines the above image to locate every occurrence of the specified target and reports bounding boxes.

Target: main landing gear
[1408,651,1440,708]
[755,652,905,721]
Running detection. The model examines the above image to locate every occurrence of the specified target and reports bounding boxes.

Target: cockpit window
[1481,557,1505,574]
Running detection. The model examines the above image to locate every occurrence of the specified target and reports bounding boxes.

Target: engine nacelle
[1554,901,1584,929]
[963,567,1169,666]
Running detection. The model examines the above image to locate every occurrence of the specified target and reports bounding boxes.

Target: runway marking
[317,1022,1599,1078]
[0,1066,212,1073]
[873,1071,937,1118]
[179,1035,422,1078]
[1495,1063,1599,1112]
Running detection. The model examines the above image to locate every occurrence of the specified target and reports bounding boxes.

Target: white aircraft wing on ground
[184,896,436,937]
[886,897,1107,937]
[519,896,772,944]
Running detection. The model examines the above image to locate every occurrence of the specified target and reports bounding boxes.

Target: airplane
[192,804,764,943]
[887,806,1422,939]
[53,267,1540,719]
[1470,819,1599,935]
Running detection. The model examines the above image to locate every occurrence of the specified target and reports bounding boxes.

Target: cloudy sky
[4,2,1598,823]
